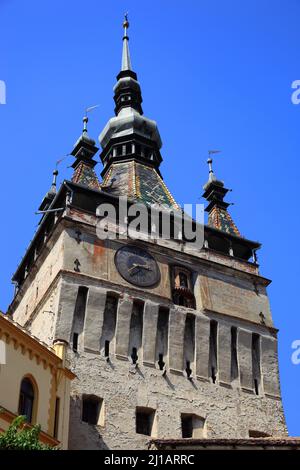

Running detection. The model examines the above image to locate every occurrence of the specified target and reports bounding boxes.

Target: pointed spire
[71,113,101,190]
[111,14,143,115]
[97,16,178,209]
[122,13,132,71]
[38,169,59,212]
[202,157,241,236]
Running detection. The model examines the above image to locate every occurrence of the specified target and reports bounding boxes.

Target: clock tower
[8,16,287,449]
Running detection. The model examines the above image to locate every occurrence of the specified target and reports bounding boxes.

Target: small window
[181,414,193,438]
[249,430,271,438]
[82,395,104,426]
[136,407,156,436]
[181,413,206,438]
[18,377,36,423]
[173,267,192,291]
[172,267,195,309]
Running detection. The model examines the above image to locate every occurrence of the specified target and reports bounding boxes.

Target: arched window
[18,377,35,423]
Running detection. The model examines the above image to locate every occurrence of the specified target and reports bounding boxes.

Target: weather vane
[208,149,221,156]
[207,149,221,169]
[85,104,99,117]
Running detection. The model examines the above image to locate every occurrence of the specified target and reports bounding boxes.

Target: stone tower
[8,17,287,449]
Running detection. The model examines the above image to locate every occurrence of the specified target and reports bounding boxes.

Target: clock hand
[129,266,143,277]
[129,263,151,272]
[135,264,151,271]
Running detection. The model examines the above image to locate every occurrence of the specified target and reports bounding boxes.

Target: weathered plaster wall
[67,349,286,450]
[199,270,272,326]
[10,217,286,450]
[12,230,65,327]
[52,274,286,450]
[61,225,273,327]
[28,280,62,345]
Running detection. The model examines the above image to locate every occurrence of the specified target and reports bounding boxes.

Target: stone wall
[52,274,286,450]
[67,347,286,450]
[10,217,287,449]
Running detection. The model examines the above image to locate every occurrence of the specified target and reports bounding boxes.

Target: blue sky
[0,0,299,435]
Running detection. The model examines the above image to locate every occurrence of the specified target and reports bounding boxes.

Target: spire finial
[207,157,214,176]
[50,169,58,195]
[207,150,221,182]
[83,115,88,133]
[121,13,132,71]
[123,12,129,37]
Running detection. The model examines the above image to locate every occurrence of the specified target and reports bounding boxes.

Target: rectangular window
[181,414,206,438]
[136,407,156,436]
[82,395,103,426]
[249,430,270,438]
[181,415,193,438]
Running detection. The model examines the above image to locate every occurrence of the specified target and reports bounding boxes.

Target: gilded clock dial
[115,245,160,287]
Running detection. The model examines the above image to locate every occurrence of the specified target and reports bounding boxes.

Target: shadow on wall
[68,396,110,450]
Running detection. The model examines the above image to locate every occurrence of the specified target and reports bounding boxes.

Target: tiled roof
[72,161,102,190]
[208,205,241,236]
[102,161,179,209]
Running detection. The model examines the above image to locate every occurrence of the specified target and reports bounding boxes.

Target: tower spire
[202,157,241,236]
[110,14,143,116]
[38,169,59,214]
[97,17,178,210]
[122,13,132,71]
[71,113,101,190]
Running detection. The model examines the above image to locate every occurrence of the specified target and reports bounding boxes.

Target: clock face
[115,245,160,287]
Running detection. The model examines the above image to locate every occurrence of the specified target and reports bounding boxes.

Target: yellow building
[0,312,75,449]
